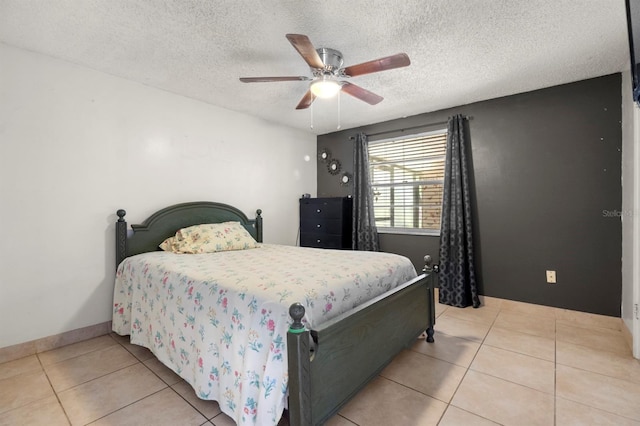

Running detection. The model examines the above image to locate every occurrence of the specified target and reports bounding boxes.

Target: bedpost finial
[117,209,126,222]
[423,255,434,273]
[254,209,263,244]
[288,303,306,333]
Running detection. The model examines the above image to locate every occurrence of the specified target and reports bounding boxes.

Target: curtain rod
[348,116,472,140]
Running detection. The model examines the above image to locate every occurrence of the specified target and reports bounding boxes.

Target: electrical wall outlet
[546,270,556,284]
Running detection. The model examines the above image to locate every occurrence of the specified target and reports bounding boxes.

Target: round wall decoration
[340,172,352,186]
[327,159,341,175]
[318,148,331,162]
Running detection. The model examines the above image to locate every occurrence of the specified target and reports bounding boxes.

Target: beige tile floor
[1,295,640,425]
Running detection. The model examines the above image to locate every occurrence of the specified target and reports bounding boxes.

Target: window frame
[368,128,448,237]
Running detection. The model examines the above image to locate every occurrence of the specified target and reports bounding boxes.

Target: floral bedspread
[112,244,417,426]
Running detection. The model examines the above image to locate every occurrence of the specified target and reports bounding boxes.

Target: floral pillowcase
[159,222,259,254]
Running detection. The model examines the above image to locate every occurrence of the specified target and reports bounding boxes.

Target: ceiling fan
[239,34,411,110]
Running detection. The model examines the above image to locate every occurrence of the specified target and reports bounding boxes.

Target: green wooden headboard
[115,201,263,269]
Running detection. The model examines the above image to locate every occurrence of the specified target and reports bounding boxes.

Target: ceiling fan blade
[295,90,316,110]
[240,76,311,83]
[341,82,384,105]
[286,34,325,69]
[342,53,410,77]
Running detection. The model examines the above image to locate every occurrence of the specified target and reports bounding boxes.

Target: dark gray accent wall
[317,74,622,316]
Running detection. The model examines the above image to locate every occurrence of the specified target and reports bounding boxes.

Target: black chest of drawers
[299,197,353,249]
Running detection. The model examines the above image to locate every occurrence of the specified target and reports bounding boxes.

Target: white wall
[621,69,639,358]
[0,44,317,348]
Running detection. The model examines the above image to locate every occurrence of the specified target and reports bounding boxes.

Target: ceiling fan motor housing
[315,48,343,74]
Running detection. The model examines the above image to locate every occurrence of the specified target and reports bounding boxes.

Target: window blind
[368,130,447,233]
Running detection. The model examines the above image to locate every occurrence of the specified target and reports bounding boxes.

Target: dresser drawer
[300,218,344,234]
[300,233,344,249]
[300,200,344,219]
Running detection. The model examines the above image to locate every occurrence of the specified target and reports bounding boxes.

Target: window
[368,129,447,235]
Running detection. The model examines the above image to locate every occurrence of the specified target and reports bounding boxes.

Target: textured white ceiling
[0,0,629,134]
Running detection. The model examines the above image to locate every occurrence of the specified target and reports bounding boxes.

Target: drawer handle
[316,224,321,228]
[317,239,321,243]
[316,209,321,213]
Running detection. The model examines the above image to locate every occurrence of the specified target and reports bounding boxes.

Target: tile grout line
[0,340,121,424]
[431,301,477,423]
[428,301,638,424]
[437,301,502,425]
[554,333,640,425]
[46,337,169,425]
[85,386,168,425]
[384,307,500,424]
[555,340,633,360]
[452,310,559,403]
[339,315,461,424]
[38,336,120,368]
[112,337,220,422]
[48,359,143,395]
[438,300,568,424]
[58,360,170,426]
[554,394,640,423]
[35,351,73,426]
[80,337,209,425]
[439,368,463,424]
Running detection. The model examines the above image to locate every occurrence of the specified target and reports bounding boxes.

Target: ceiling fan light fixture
[310,77,341,98]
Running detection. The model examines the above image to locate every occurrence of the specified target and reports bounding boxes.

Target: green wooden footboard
[287,267,436,426]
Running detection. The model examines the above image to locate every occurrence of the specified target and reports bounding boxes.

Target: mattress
[112,244,417,425]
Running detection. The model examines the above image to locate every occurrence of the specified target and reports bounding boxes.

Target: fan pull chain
[336,90,341,130]
[310,101,314,130]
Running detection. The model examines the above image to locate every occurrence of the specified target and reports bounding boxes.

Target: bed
[112,201,436,426]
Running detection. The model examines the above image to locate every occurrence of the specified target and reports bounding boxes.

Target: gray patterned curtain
[352,132,379,251]
[439,115,480,308]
